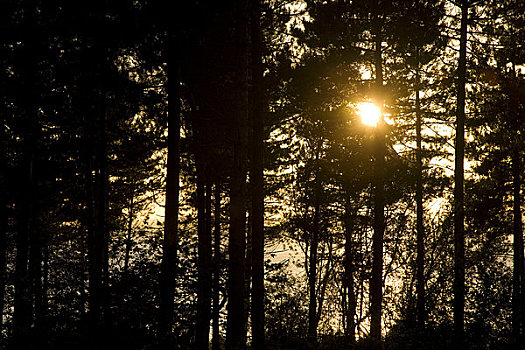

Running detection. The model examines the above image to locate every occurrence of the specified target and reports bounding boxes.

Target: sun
[357,102,381,127]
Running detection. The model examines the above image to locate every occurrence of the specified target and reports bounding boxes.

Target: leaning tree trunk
[453,1,468,346]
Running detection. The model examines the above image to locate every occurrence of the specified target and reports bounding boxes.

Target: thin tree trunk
[344,197,356,347]
[415,58,425,329]
[307,142,321,345]
[250,0,265,347]
[453,1,468,346]
[89,104,108,340]
[512,148,523,344]
[14,1,38,345]
[159,37,181,341]
[370,2,385,342]
[29,223,44,342]
[316,235,333,330]
[124,182,135,274]
[14,160,33,349]
[0,106,7,335]
[196,164,212,349]
[212,182,222,350]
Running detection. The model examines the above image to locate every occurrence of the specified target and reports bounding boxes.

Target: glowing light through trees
[358,102,381,127]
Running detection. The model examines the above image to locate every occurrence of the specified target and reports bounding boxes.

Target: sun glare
[358,102,381,127]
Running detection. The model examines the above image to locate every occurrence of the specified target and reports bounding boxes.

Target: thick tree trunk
[226,1,249,348]
[226,136,248,350]
[415,60,425,329]
[370,5,385,342]
[195,165,212,349]
[159,39,181,340]
[453,1,468,346]
[250,0,265,346]
[212,182,222,350]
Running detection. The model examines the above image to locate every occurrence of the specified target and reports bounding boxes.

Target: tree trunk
[124,182,135,274]
[370,3,385,342]
[159,36,181,341]
[453,1,468,346]
[14,158,33,349]
[0,100,7,335]
[29,222,44,342]
[307,142,321,345]
[212,182,222,350]
[196,164,212,349]
[344,197,356,347]
[250,0,265,347]
[512,147,523,343]
[415,58,425,329]
[226,1,249,348]
[14,1,38,345]
[226,134,248,350]
[89,104,108,340]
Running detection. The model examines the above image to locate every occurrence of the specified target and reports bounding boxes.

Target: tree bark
[453,1,468,346]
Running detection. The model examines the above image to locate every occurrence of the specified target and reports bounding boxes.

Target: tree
[453,1,468,345]
[250,0,266,347]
